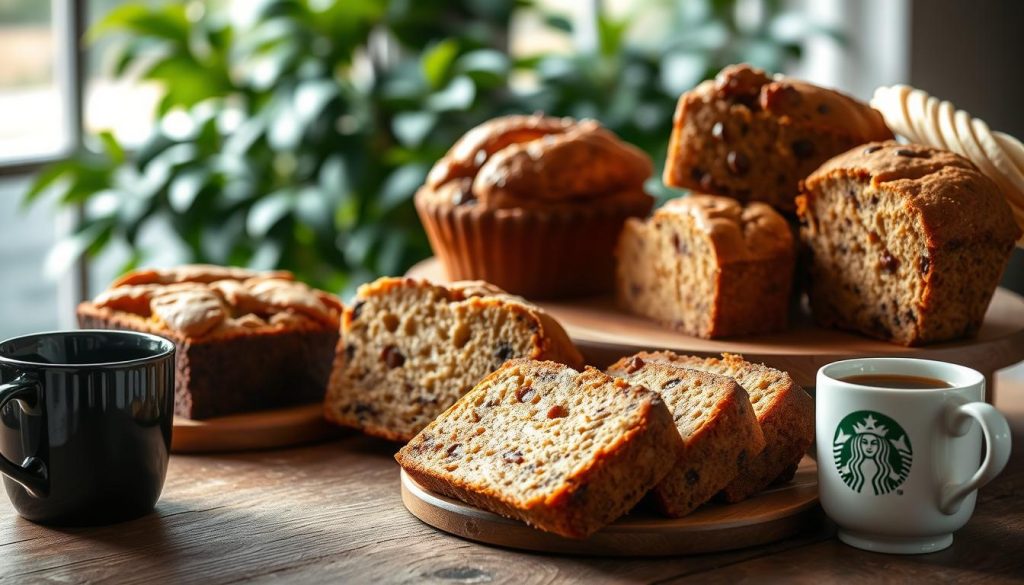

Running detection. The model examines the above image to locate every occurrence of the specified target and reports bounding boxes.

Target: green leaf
[378,164,428,211]
[426,75,476,111]
[544,13,573,33]
[96,131,125,164]
[422,39,460,89]
[90,4,190,45]
[168,169,208,213]
[392,111,437,148]
[247,190,293,237]
[22,161,77,208]
[44,222,111,278]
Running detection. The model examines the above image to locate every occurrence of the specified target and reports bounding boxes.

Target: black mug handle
[0,375,48,496]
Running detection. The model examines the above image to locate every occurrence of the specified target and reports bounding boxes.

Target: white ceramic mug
[816,358,1012,554]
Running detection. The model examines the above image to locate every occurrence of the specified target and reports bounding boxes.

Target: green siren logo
[833,411,912,495]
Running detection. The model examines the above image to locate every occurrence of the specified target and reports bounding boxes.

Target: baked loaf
[77,265,343,419]
[633,352,813,502]
[323,278,583,442]
[797,141,1021,345]
[664,64,893,213]
[415,114,654,298]
[616,195,795,338]
[607,354,765,517]
[395,359,682,538]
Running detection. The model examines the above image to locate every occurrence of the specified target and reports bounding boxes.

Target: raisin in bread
[77,265,343,419]
[616,195,795,338]
[323,278,583,442]
[395,359,682,538]
[606,355,765,517]
[632,352,813,502]
[798,141,1021,345]
[664,64,893,214]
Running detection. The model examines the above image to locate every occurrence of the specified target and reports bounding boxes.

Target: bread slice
[615,195,794,338]
[631,352,813,502]
[606,354,765,517]
[395,359,682,539]
[324,278,583,442]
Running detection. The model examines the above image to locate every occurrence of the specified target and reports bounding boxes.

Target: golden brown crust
[660,195,794,264]
[86,265,342,341]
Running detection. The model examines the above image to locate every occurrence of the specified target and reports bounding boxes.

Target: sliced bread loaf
[607,355,765,517]
[631,352,813,502]
[395,358,683,539]
[324,278,583,442]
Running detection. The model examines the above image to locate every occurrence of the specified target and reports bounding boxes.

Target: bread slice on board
[395,358,682,539]
[607,355,765,517]
[627,352,814,502]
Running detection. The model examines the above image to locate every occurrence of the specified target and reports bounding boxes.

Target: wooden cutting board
[172,403,344,454]
[401,455,821,557]
[407,257,1024,392]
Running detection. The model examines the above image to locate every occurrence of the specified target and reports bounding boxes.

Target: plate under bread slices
[400,455,820,556]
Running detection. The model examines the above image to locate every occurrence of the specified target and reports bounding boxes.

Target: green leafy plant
[24,0,835,294]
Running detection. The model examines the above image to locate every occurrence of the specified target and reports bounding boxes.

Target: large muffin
[415,114,654,298]
[664,64,893,214]
[797,141,1021,345]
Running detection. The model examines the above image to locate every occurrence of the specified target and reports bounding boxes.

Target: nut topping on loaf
[664,64,893,213]
[632,352,814,502]
[616,195,795,338]
[323,278,583,442]
[798,140,1020,345]
[607,355,765,517]
[395,359,682,538]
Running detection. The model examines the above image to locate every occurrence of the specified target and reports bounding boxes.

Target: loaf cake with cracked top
[616,194,795,338]
[415,114,654,298]
[77,265,343,419]
[664,64,893,213]
[323,278,583,442]
[632,352,813,502]
[798,141,1021,345]
[395,358,682,538]
[606,354,765,517]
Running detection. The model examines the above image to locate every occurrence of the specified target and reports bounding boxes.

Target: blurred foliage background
[23,0,834,294]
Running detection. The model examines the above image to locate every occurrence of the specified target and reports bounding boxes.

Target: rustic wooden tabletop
[2,374,1023,584]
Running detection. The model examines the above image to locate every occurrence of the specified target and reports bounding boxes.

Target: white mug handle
[940,402,1012,515]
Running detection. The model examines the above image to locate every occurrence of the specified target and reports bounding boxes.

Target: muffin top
[688,64,893,141]
[418,114,653,210]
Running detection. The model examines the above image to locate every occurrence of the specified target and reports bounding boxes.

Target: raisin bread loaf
[606,355,765,517]
[323,278,583,442]
[633,352,813,502]
[798,141,1021,345]
[395,359,682,538]
[664,64,893,213]
[77,265,343,419]
[616,195,795,338]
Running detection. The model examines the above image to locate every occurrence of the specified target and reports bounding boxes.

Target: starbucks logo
[833,411,912,495]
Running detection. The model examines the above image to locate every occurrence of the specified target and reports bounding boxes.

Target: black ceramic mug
[0,330,175,525]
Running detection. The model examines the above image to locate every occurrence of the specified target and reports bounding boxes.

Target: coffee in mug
[0,330,175,525]
[816,357,1011,554]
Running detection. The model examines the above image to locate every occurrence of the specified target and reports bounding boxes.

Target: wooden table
[3,376,1023,584]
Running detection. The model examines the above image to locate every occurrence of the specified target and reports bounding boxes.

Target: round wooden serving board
[172,403,343,454]
[401,456,820,556]
[407,258,1024,390]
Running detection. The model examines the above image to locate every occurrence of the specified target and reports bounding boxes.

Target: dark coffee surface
[840,373,952,390]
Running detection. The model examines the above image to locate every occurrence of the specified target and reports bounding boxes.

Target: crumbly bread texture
[632,352,813,502]
[616,195,795,338]
[77,265,343,419]
[395,359,682,539]
[323,278,583,442]
[415,114,654,298]
[797,140,1021,345]
[664,64,893,214]
[606,355,765,517]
